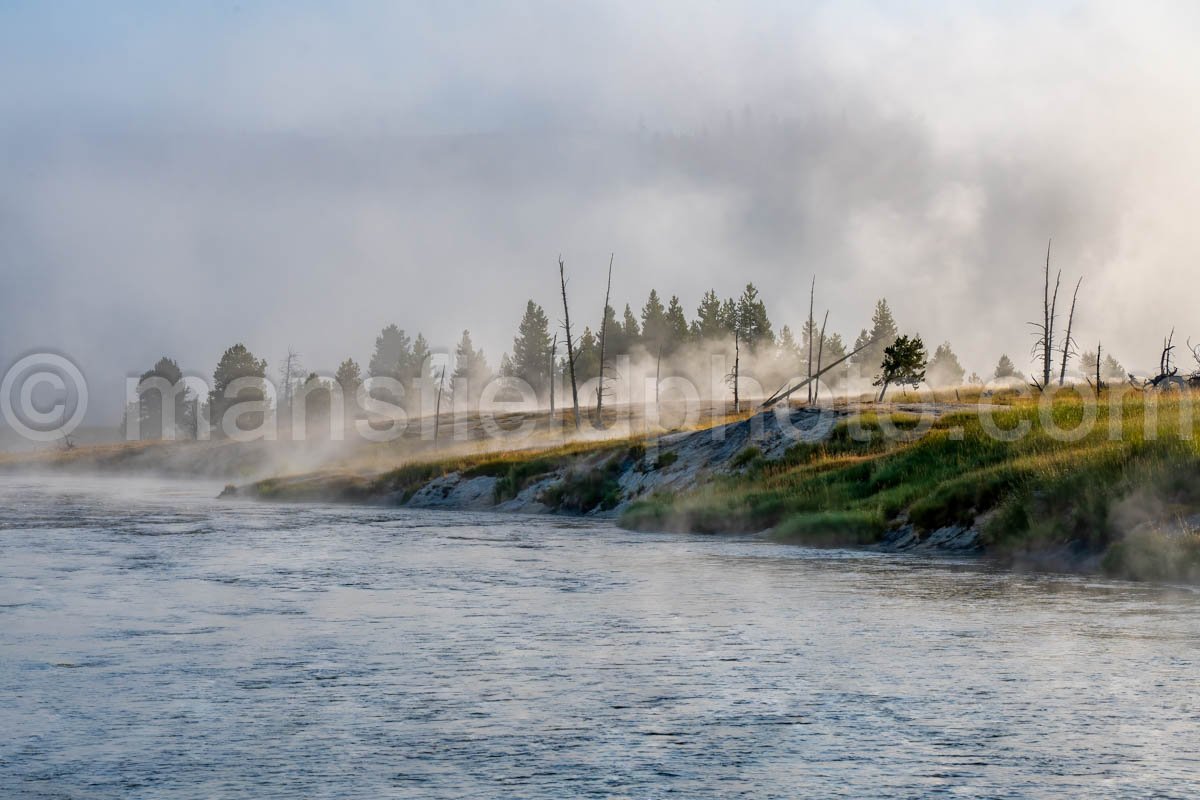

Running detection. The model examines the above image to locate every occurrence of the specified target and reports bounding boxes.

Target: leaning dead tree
[1057,276,1082,386]
[1133,328,1192,391]
[595,253,614,424]
[558,256,581,430]
[761,335,880,409]
[1029,239,1061,390]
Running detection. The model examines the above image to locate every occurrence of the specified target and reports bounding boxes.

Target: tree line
[128,272,1124,439]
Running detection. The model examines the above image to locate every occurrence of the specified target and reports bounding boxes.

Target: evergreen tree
[853,299,899,375]
[691,289,727,340]
[665,295,690,352]
[993,354,1023,381]
[822,332,850,388]
[1080,350,1127,381]
[601,304,627,356]
[874,334,926,401]
[369,324,412,381]
[137,356,194,440]
[1102,353,1125,380]
[621,304,641,346]
[777,325,801,358]
[718,297,739,336]
[736,283,773,349]
[208,344,267,434]
[510,300,552,393]
[574,327,601,384]
[452,330,491,402]
[927,341,966,386]
[334,358,362,423]
[298,372,332,438]
[641,289,668,351]
[410,333,432,385]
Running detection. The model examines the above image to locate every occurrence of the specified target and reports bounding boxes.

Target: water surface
[2,475,1198,798]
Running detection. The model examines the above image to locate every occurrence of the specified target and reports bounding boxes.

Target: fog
[4,1,1200,423]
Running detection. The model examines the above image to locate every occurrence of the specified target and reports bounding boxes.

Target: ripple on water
[2,475,1200,799]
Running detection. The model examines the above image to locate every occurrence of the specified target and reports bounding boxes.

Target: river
[1,475,1198,798]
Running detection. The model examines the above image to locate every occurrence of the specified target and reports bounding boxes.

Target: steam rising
[3,2,1200,421]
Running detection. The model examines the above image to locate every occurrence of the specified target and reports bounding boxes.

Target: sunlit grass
[621,391,1200,579]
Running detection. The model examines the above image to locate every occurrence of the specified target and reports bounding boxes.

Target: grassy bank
[619,392,1200,581]
[244,436,647,512]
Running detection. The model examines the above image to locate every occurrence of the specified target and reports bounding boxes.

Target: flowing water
[2,475,1199,798]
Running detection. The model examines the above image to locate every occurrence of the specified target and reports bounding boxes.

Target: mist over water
[3,475,1200,798]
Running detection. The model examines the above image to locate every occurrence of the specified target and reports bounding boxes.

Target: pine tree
[641,290,668,351]
[692,289,727,340]
[735,283,774,349]
[873,335,926,401]
[822,332,849,388]
[369,324,412,381]
[511,300,552,393]
[927,341,966,386]
[410,334,432,385]
[208,344,267,435]
[453,330,491,404]
[621,304,641,346]
[136,356,194,440]
[777,325,801,358]
[853,299,899,375]
[993,354,1023,381]
[335,358,362,424]
[574,327,600,384]
[665,295,689,353]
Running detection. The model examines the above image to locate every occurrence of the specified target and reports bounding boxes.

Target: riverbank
[225,392,1200,582]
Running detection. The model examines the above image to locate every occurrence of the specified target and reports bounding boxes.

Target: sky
[4,0,1200,421]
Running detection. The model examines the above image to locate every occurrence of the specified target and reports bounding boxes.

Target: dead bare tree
[1029,239,1061,390]
[806,276,816,403]
[558,256,581,430]
[1141,328,1182,390]
[548,333,557,420]
[762,334,880,409]
[1095,343,1103,396]
[595,253,614,425]
[1057,276,1082,385]
[813,309,829,403]
[433,364,447,446]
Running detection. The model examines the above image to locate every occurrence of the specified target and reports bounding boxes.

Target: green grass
[620,393,1200,575]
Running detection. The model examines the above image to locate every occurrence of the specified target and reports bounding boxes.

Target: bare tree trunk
[548,333,557,421]
[558,257,580,430]
[878,380,890,402]
[1041,240,1060,389]
[1095,342,1102,398]
[731,331,740,413]
[433,365,446,447]
[655,343,662,410]
[761,333,880,409]
[814,309,828,403]
[1058,276,1082,386]
[596,253,613,424]
[807,276,815,404]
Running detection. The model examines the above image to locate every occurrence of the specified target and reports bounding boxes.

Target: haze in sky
[4,1,1200,420]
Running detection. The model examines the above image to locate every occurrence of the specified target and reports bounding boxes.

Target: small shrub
[653,451,679,470]
[731,446,762,469]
